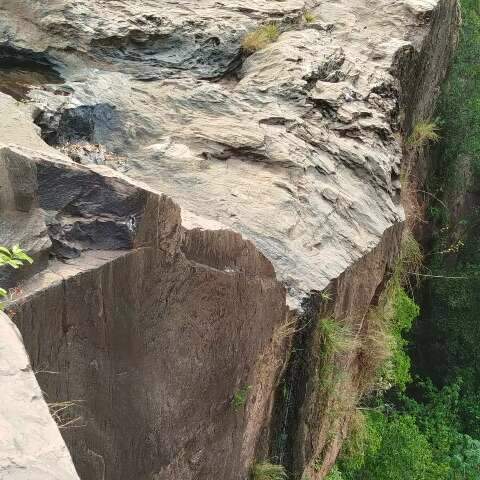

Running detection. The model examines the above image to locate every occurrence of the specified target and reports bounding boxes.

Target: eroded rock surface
[0,0,455,308]
[0,311,80,480]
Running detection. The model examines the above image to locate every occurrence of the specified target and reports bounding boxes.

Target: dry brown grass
[400,169,427,232]
[242,23,280,52]
[407,121,441,148]
[274,317,299,340]
[48,400,85,429]
[356,307,392,393]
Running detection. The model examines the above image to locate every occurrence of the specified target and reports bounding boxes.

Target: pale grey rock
[0,311,80,480]
[0,0,443,308]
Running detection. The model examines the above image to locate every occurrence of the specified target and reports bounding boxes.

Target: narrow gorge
[0,1,464,479]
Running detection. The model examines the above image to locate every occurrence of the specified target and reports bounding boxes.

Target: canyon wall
[0,0,459,479]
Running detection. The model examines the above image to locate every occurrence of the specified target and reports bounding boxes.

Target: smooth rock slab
[0,311,80,480]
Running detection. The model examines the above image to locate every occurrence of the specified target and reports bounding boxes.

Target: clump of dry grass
[400,169,426,231]
[407,121,441,148]
[303,11,317,23]
[274,317,299,340]
[316,317,359,412]
[242,23,280,52]
[48,400,84,429]
[393,230,423,289]
[318,317,358,359]
[356,307,393,393]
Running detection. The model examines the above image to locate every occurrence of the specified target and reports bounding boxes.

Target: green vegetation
[303,11,316,23]
[251,461,287,480]
[318,317,356,359]
[356,232,422,394]
[414,0,480,443]
[0,245,32,309]
[407,121,441,148]
[329,1,480,478]
[335,381,480,479]
[383,287,419,391]
[242,23,280,52]
[325,466,345,480]
[317,316,357,396]
[231,385,252,411]
[320,290,332,303]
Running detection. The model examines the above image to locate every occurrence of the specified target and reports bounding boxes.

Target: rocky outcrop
[0,0,459,479]
[1,0,442,309]
[0,106,289,479]
[0,311,80,480]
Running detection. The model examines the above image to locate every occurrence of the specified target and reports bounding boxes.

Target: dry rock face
[0,311,80,480]
[0,0,459,479]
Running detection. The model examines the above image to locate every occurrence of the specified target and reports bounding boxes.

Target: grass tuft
[48,400,84,429]
[318,317,357,359]
[242,23,280,52]
[407,121,441,148]
[303,11,317,23]
[393,230,423,288]
[251,462,288,480]
[231,385,252,411]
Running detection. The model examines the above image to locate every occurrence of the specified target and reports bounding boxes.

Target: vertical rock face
[0,137,289,480]
[0,311,80,480]
[0,0,459,479]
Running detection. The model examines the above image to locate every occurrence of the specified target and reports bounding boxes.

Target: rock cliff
[0,0,459,479]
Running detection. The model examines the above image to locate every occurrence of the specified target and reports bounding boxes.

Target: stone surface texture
[0,0,459,479]
[1,0,456,309]
[0,311,80,480]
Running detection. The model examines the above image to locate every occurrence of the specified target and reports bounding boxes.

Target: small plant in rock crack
[250,461,287,480]
[303,11,317,23]
[407,120,441,148]
[0,245,33,310]
[320,290,332,304]
[242,23,280,52]
[231,385,252,412]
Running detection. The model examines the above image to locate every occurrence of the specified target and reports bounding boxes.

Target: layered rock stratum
[0,0,459,479]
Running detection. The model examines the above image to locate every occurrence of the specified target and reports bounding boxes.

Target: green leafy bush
[325,465,345,479]
[387,287,419,390]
